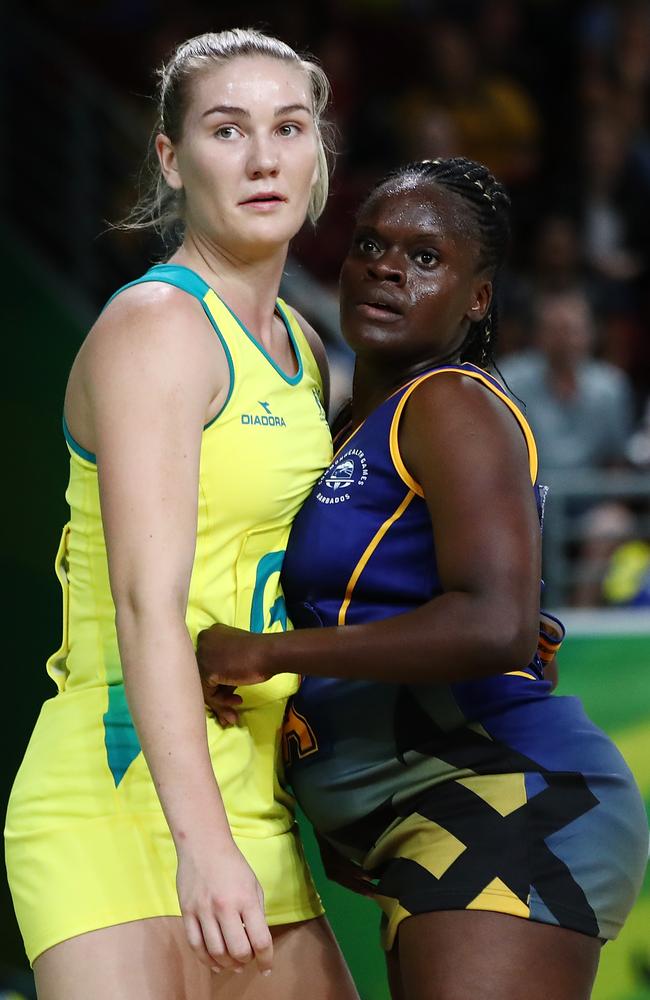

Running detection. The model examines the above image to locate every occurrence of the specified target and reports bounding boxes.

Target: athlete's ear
[156,133,183,191]
[465,279,492,324]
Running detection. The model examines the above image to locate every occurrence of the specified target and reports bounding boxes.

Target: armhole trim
[273,299,305,385]
[277,299,320,391]
[389,367,539,496]
[201,290,236,428]
[63,414,97,464]
[99,268,236,433]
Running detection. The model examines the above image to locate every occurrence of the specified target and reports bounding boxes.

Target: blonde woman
[5,29,358,1000]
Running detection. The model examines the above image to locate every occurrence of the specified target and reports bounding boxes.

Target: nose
[247,132,279,178]
[367,255,406,286]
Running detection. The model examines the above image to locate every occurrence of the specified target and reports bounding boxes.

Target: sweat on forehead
[361,175,482,243]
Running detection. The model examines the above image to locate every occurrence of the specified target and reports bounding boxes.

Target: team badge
[316,447,369,505]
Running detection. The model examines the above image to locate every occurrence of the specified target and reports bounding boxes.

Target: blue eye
[215,125,237,139]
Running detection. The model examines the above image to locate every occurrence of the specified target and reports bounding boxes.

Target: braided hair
[366,157,511,369]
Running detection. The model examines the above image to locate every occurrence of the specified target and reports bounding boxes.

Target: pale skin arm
[68,284,273,974]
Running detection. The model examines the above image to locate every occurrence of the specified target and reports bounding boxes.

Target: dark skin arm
[197,374,541,690]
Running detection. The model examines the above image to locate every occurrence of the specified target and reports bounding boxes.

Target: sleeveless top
[48,262,332,784]
[281,362,557,835]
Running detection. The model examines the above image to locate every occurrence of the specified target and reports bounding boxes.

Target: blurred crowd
[20,0,650,606]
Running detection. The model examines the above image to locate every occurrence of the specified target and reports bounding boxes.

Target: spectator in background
[579,0,650,104]
[399,19,541,187]
[544,2,650,399]
[602,535,650,607]
[397,106,459,164]
[574,397,650,607]
[498,213,602,356]
[580,112,650,288]
[573,503,650,607]
[499,289,634,489]
[289,25,377,288]
[524,215,588,297]
[476,0,526,75]
[573,110,650,393]
[500,289,640,607]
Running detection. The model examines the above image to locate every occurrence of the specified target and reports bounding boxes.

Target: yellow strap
[389,368,538,494]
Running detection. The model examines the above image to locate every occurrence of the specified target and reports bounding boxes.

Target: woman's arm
[198,373,541,687]
[75,285,272,973]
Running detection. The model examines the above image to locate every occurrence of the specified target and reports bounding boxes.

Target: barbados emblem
[316,447,369,505]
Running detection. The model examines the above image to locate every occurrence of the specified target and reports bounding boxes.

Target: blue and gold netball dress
[5,264,332,964]
[282,362,648,950]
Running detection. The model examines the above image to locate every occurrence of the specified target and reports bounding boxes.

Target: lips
[239,192,287,205]
[355,303,404,324]
[356,294,404,317]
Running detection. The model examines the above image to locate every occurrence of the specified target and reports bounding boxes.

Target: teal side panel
[250,551,287,633]
[103,683,142,786]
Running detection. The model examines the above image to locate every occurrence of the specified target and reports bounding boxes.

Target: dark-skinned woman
[196,158,648,1000]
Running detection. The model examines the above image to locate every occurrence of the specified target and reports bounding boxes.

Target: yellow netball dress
[5,263,333,964]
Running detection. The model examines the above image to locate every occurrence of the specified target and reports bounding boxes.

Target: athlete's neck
[350,353,461,425]
[171,231,288,344]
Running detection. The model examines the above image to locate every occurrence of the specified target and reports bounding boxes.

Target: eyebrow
[201,103,312,119]
[202,105,249,119]
[275,103,312,116]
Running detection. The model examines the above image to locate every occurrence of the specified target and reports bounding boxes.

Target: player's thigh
[175,915,360,1000]
[395,910,601,1000]
[33,916,214,1000]
[386,945,406,1000]
[34,913,359,1000]
[267,915,359,1000]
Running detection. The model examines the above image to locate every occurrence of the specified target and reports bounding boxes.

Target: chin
[244,224,301,257]
[240,206,306,242]
[342,324,405,358]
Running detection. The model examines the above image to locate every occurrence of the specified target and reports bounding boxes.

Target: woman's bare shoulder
[91,280,204,344]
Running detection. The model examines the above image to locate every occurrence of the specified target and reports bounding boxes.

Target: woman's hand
[316,833,377,898]
[206,684,243,727]
[177,838,273,974]
[197,623,274,705]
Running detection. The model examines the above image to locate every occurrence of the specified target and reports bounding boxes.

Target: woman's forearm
[116,605,233,852]
[266,591,538,685]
